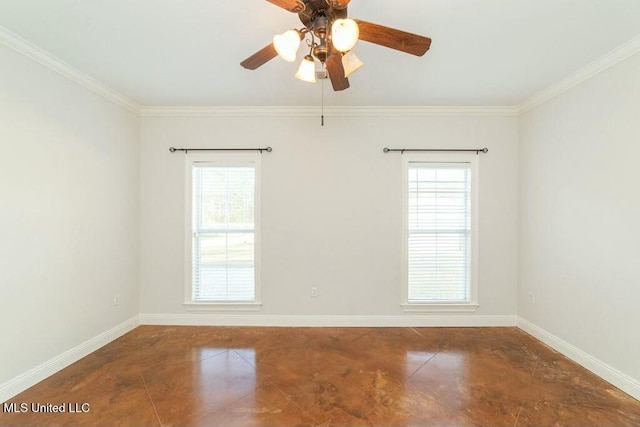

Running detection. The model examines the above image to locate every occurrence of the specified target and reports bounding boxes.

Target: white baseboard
[0,316,139,403]
[139,313,517,327]
[517,317,640,400]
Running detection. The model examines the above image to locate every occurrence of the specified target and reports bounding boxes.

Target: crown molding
[518,35,640,114]
[140,105,518,117]
[0,25,141,114]
[3,20,637,119]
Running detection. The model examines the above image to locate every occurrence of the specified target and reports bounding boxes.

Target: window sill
[401,303,479,313]
[183,302,263,312]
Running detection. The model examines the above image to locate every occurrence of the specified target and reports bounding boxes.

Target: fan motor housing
[298,2,347,28]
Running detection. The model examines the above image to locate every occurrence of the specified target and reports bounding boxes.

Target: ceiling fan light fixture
[273,29,301,62]
[295,55,317,83]
[241,1,432,91]
[342,50,364,77]
[331,19,359,52]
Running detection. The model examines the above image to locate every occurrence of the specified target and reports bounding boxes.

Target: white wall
[519,53,640,382]
[140,114,519,321]
[0,44,140,385]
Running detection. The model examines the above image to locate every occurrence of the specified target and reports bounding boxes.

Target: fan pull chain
[321,77,325,126]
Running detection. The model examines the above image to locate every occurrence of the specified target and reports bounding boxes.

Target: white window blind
[407,162,471,302]
[191,164,256,302]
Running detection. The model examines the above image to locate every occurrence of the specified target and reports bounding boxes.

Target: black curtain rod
[169,147,272,154]
[383,147,488,154]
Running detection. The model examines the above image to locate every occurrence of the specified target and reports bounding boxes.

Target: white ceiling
[0,0,638,107]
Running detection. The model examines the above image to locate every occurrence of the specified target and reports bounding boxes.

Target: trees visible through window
[191,162,257,302]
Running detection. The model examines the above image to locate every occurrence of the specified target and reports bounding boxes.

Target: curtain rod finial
[169,147,176,153]
[383,147,390,153]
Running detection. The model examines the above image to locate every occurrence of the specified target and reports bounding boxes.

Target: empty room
[1,0,639,425]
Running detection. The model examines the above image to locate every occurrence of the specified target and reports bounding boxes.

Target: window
[184,154,261,310]
[402,154,478,311]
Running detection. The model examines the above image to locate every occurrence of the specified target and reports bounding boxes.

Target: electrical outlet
[311,287,318,298]
[114,293,120,306]
[528,292,535,304]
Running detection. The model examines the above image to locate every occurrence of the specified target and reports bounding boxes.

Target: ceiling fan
[241,0,432,91]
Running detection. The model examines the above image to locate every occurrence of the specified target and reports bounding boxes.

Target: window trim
[183,152,262,311]
[400,152,479,312]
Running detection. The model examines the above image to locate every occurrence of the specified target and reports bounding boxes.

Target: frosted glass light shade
[331,19,359,52]
[273,30,301,62]
[295,55,317,83]
[342,50,364,77]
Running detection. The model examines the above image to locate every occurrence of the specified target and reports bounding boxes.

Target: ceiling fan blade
[240,44,278,70]
[266,0,304,13]
[354,20,432,57]
[326,50,350,91]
